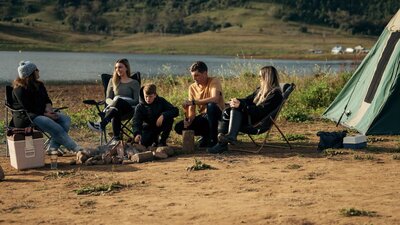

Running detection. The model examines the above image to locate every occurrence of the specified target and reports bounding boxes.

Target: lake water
[0,51,359,82]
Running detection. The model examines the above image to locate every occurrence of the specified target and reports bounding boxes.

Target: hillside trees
[272,0,400,35]
[51,0,244,34]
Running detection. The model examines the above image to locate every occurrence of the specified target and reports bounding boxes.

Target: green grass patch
[323,149,350,156]
[354,154,364,160]
[44,170,77,180]
[339,208,377,217]
[74,182,125,195]
[187,158,215,171]
[286,164,302,169]
[284,134,308,141]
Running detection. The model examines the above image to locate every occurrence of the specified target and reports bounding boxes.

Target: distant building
[331,46,343,54]
[345,47,354,53]
[354,45,364,53]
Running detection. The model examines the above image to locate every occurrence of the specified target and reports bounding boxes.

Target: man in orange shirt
[174,61,225,148]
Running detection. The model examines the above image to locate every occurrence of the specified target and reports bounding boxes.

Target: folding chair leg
[231,120,292,153]
[101,130,107,146]
[271,119,292,149]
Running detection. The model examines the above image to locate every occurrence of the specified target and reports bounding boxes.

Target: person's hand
[44,112,59,120]
[156,115,164,127]
[183,117,192,129]
[182,100,192,108]
[134,135,142,144]
[229,98,240,108]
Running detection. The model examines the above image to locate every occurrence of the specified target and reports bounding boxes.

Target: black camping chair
[4,85,67,157]
[231,83,295,153]
[83,72,141,145]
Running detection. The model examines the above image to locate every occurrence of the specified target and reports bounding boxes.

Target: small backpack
[316,131,347,151]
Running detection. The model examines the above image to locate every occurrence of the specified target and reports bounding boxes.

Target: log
[182,130,195,153]
[126,144,140,159]
[76,151,88,164]
[111,156,123,164]
[102,153,112,164]
[122,160,135,165]
[0,165,5,181]
[156,146,174,156]
[132,143,147,152]
[94,159,105,165]
[113,141,125,158]
[153,150,168,159]
[85,157,95,166]
[130,151,154,163]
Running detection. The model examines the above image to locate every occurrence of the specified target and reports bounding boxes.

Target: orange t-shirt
[188,77,225,116]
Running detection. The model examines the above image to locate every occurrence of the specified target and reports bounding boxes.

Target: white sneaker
[108,138,121,146]
[87,121,102,133]
[46,148,64,156]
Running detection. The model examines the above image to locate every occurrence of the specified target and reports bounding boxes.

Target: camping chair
[83,72,141,145]
[4,85,67,157]
[231,83,295,153]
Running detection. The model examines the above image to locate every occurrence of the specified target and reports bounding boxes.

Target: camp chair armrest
[53,107,68,112]
[5,105,26,113]
[82,99,105,106]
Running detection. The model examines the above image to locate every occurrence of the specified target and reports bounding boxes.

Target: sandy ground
[1,85,400,225]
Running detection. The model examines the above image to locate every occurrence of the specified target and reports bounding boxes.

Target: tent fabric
[323,9,400,135]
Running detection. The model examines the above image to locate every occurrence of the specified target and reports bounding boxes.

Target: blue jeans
[33,113,78,151]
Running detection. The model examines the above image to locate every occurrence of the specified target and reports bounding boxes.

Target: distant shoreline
[0,49,367,61]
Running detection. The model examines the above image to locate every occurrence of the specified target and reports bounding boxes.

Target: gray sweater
[106,79,140,106]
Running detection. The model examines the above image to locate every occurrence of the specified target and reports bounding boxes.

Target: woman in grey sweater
[88,58,140,143]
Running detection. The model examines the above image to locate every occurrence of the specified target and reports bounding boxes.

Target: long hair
[13,71,42,90]
[112,58,131,93]
[253,66,280,106]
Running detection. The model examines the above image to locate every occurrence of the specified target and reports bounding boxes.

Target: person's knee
[174,120,184,135]
[206,102,218,112]
[163,117,174,129]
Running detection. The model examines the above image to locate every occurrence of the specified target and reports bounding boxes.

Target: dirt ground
[1,85,399,225]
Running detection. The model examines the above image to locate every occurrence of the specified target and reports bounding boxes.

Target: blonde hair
[253,66,280,106]
[112,58,131,92]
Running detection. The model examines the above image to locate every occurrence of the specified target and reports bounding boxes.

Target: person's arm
[41,84,52,106]
[132,105,144,137]
[13,87,39,118]
[105,80,114,105]
[130,80,140,106]
[161,98,179,119]
[236,88,258,111]
[246,89,283,115]
[192,78,222,105]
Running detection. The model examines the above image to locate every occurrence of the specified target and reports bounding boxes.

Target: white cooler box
[7,131,45,170]
[343,134,367,149]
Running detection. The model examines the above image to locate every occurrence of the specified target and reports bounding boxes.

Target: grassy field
[0,2,377,59]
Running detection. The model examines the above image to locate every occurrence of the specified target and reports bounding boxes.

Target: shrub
[280,103,312,122]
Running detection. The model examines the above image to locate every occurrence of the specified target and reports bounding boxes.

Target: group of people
[11,59,283,156]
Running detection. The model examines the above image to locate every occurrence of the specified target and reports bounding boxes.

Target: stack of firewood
[76,142,175,166]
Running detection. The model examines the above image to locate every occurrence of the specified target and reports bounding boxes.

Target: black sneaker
[87,121,102,133]
[198,137,209,148]
[207,143,228,154]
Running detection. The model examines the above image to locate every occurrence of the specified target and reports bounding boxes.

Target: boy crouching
[133,84,179,147]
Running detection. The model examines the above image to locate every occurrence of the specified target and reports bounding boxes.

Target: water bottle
[50,151,58,169]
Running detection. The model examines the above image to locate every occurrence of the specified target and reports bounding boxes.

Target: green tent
[323,9,400,135]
